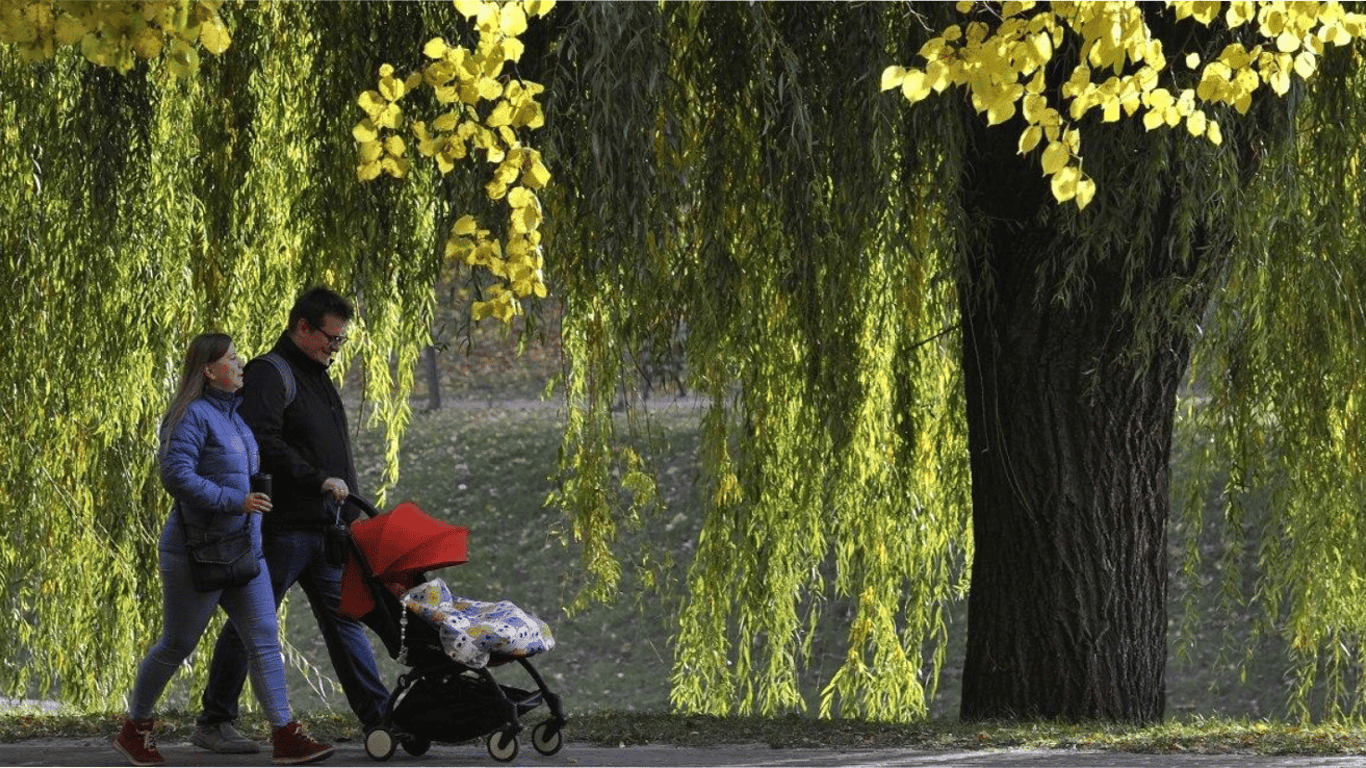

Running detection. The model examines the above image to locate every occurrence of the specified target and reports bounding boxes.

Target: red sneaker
[113,718,164,767]
[272,721,335,765]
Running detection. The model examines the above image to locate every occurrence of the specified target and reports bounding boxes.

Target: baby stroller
[338,497,567,762]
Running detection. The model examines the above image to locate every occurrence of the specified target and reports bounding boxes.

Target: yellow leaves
[1320,20,1352,45]
[504,80,546,128]
[1049,164,1080,201]
[1185,108,1208,137]
[132,27,163,59]
[452,214,480,237]
[1172,1,1222,25]
[352,0,556,323]
[1040,140,1070,175]
[165,37,199,79]
[52,13,84,46]
[378,65,421,102]
[881,66,936,103]
[473,284,519,322]
[198,14,230,55]
[424,36,449,59]
[883,0,1366,210]
[486,99,513,128]
[476,73,504,100]
[1263,50,1294,95]
[880,65,905,92]
[508,186,542,233]
[353,63,418,180]
[454,0,486,18]
[1027,29,1053,64]
[499,3,527,36]
[1294,48,1317,78]
[1206,118,1223,146]
[902,69,931,103]
[447,193,548,304]
[357,138,383,164]
[0,0,232,75]
[979,82,1023,125]
[518,149,552,188]
[1225,1,1257,27]
[523,0,554,16]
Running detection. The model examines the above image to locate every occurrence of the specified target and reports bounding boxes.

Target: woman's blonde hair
[159,333,233,458]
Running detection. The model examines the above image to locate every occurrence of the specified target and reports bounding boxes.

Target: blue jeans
[130,548,291,727]
[197,528,389,728]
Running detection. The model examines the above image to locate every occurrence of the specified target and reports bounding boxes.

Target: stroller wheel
[487,729,519,763]
[531,721,563,756]
[365,727,397,762]
[400,735,431,756]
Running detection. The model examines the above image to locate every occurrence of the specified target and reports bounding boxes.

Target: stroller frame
[343,497,567,763]
[374,653,566,762]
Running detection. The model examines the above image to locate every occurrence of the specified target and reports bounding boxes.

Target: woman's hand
[243,491,273,514]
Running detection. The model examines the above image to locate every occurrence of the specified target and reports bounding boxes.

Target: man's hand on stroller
[322,477,349,502]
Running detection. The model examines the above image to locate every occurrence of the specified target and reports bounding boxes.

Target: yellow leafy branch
[354,0,554,324]
[0,0,231,77]
[882,1,1366,209]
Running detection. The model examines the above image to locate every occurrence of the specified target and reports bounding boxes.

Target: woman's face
[204,344,244,392]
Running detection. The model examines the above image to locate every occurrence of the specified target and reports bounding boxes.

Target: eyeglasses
[315,327,348,348]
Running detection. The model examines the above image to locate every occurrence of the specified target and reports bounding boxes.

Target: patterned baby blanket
[400,578,555,668]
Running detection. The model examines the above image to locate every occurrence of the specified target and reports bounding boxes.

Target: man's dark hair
[288,286,354,331]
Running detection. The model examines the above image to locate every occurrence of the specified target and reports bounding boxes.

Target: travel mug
[250,473,272,499]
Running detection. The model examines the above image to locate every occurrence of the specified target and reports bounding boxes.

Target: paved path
[3,738,1366,767]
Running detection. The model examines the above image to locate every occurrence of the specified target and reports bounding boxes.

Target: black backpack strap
[256,351,297,406]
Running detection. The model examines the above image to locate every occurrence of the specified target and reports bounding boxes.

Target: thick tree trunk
[956,125,1201,723]
[957,269,1180,722]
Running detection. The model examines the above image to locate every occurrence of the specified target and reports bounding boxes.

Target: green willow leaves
[0,2,452,708]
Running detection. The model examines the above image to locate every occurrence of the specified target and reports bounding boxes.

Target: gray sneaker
[191,722,261,754]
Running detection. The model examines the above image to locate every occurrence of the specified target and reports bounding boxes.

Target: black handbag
[178,505,260,592]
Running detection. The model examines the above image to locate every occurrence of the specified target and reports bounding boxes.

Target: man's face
[296,312,349,366]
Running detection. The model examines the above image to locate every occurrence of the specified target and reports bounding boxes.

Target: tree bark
[424,344,441,411]
[956,125,1199,723]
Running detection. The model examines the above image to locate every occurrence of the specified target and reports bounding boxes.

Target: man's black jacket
[239,332,360,528]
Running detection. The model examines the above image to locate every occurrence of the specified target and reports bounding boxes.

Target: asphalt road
[3,738,1366,768]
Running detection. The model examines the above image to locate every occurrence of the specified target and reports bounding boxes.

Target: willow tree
[0,0,529,709]
[876,1,1366,722]
[538,2,971,722]
[533,0,1366,724]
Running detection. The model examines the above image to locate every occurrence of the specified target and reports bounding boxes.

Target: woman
[115,333,334,767]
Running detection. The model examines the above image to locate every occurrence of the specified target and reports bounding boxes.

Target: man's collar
[279,331,328,372]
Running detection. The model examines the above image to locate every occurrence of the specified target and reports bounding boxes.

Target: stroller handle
[344,494,383,520]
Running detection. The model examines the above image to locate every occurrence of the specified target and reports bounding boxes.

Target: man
[192,286,389,754]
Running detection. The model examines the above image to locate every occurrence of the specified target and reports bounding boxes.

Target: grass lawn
[263,388,1294,725]
[276,398,702,719]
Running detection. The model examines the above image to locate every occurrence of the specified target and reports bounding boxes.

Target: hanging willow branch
[0,1,451,709]
[541,1,972,721]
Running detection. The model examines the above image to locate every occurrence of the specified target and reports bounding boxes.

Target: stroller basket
[391,665,541,744]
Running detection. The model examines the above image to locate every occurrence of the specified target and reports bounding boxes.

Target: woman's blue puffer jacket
[158,387,263,555]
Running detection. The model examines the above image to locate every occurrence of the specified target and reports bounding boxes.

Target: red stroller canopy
[339,501,468,620]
